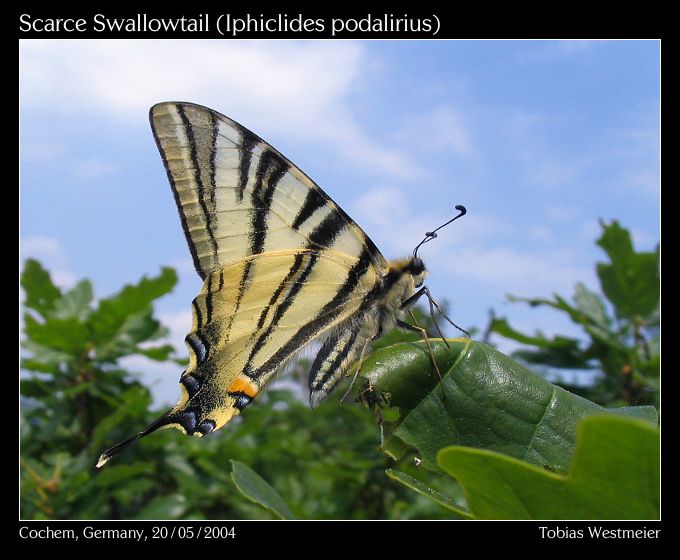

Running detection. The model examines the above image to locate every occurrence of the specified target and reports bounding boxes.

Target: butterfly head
[407,256,427,288]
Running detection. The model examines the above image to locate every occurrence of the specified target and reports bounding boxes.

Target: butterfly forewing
[150,103,386,277]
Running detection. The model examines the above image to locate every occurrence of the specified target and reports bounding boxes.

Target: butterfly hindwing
[169,249,381,433]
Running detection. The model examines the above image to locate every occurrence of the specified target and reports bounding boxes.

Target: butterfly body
[96,102,431,467]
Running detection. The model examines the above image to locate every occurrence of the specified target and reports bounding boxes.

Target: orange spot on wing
[227,376,259,398]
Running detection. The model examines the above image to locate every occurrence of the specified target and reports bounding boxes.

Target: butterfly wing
[150,102,387,278]
[97,103,391,468]
[165,248,381,434]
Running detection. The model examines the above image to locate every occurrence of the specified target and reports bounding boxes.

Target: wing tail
[95,409,177,469]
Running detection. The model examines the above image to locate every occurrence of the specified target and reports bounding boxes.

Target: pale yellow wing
[166,248,380,434]
[150,102,387,280]
[96,104,390,468]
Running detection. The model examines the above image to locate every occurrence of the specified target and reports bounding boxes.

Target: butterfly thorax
[378,256,427,310]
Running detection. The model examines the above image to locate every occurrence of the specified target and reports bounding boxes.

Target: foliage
[230,460,295,520]
[20,260,448,520]
[359,339,656,474]
[20,237,659,520]
[489,220,659,407]
[235,415,660,520]
[437,415,659,519]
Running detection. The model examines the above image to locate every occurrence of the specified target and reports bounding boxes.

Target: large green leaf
[361,339,656,472]
[438,415,659,519]
[230,460,296,520]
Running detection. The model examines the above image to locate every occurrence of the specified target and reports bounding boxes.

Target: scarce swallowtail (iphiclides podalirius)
[96,102,466,468]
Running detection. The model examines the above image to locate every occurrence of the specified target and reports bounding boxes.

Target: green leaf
[52,280,93,320]
[136,345,175,361]
[20,378,51,399]
[490,317,588,369]
[361,340,654,473]
[610,405,658,423]
[596,220,659,319]
[437,415,659,519]
[89,268,177,346]
[23,314,89,355]
[385,469,472,519]
[21,259,62,317]
[230,460,296,520]
[95,463,156,487]
[572,282,611,328]
[91,386,153,449]
[133,494,187,520]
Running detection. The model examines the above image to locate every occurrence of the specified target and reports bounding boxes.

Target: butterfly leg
[340,330,381,405]
[396,316,446,399]
[401,286,470,340]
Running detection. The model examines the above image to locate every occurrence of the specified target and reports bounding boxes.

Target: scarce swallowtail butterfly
[96,102,465,468]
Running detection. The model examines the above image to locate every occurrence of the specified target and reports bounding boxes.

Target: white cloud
[72,157,118,179]
[577,219,603,244]
[512,40,598,64]
[397,107,476,159]
[544,204,583,223]
[630,227,659,251]
[20,138,119,182]
[20,235,76,288]
[351,186,517,260]
[19,140,65,163]
[610,123,660,197]
[350,186,472,257]
[446,246,594,298]
[557,40,597,55]
[351,186,410,229]
[529,224,556,242]
[19,39,420,178]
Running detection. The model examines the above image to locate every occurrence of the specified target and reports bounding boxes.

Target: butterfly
[96,102,465,468]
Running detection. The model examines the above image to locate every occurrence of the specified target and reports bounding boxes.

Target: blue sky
[20,39,660,404]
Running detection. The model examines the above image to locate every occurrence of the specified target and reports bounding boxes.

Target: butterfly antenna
[413,205,467,259]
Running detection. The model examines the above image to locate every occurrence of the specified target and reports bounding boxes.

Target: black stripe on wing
[245,209,370,368]
[176,105,220,268]
[293,188,327,231]
[154,102,386,266]
[150,106,207,280]
[308,326,361,404]
[222,149,291,341]
[250,247,374,380]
